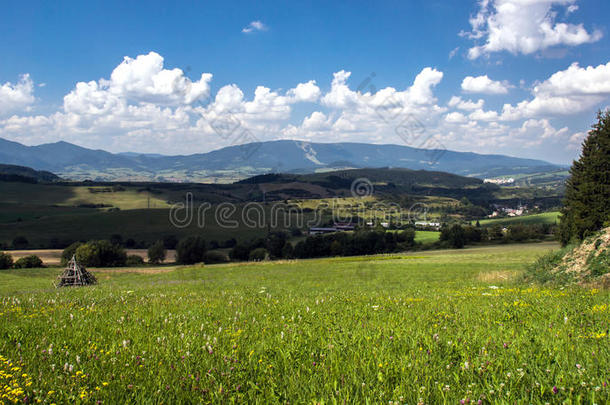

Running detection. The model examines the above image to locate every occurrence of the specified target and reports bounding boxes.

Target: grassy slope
[414,230,440,243]
[478,211,560,227]
[0,182,170,209]
[1,242,608,403]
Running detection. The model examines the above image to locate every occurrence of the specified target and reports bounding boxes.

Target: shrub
[229,244,250,261]
[176,236,206,264]
[126,255,145,266]
[12,236,28,249]
[441,224,466,249]
[162,235,178,250]
[110,234,123,246]
[281,243,294,259]
[0,252,13,269]
[13,255,44,268]
[222,238,237,248]
[147,240,167,264]
[249,248,268,261]
[61,242,83,265]
[75,240,127,267]
[203,251,229,264]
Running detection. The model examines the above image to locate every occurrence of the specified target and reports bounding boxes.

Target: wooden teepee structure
[56,256,97,287]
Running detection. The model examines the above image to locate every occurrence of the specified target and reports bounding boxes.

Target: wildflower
[552,386,558,394]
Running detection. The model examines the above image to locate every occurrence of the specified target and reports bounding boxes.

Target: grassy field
[414,230,440,244]
[478,211,560,227]
[1,242,608,403]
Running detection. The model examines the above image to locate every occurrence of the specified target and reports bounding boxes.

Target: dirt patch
[477,270,520,283]
[552,227,610,286]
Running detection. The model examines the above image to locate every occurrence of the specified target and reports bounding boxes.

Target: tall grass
[1,243,608,403]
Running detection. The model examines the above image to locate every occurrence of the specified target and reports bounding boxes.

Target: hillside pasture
[478,211,560,227]
[1,242,608,403]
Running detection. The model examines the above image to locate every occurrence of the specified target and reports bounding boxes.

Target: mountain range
[0,137,562,182]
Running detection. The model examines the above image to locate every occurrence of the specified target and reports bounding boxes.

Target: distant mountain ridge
[0,137,562,181]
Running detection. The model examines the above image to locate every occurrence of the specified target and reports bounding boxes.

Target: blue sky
[1,0,609,164]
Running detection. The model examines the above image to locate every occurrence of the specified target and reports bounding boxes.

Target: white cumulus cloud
[501,61,610,120]
[0,74,35,115]
[462,75,510,94]
[464,0,602,59]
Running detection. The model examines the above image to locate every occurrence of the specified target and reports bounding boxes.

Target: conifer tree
[559,110,610,245]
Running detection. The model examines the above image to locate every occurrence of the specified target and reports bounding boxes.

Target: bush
[12,236,28,249]
[0,252,13,269]
[147,240,167,264]
[203,251,229,264]
[281,243,294,259]
[75,240,127,267]
[110,234,123,246]
[229,244,250,261]
[222,238,237,248]
[162,235,178,250]
[176,236,206,264]
[441,225,466,249]
[13,255,44,268]
[126,255,145,266]
[61,242,83,265]
[249,248,268,261]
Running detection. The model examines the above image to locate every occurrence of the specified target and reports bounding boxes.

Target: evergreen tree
[559,110,610,245]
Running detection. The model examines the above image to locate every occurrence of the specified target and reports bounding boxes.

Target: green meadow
[1,242,608,404]
[478,211,560,227]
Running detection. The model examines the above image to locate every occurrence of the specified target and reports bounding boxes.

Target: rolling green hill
[478,211,560,227]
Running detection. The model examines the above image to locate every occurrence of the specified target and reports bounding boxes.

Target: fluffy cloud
[445,112,468,123]
[461,75,510,94]
[107,52,212,105]
[448,96,485,111]
[242,20,268,33]
[287,80,321,102]
[501,62,610,120]
[0,51,601,162]
[0,74,35,115]
[464,0,602,59]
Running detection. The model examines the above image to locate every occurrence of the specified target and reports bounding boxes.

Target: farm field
[1,242,608,403]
